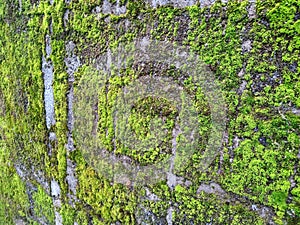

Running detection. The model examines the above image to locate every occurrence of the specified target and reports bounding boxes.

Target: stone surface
[51,179,61,198]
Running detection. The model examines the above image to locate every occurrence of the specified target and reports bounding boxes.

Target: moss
[168,184,264,224]
[0,141,30,224]
[60,204,76,225]
[32,185,55,224]
[1,0,300,224]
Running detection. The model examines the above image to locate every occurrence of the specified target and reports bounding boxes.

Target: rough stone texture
[1,0,300,224]
[65,41,80,207]
[197,182,226,195]
[42,55,55,130]
[51,179,61,198]
[144,0,230,8]
[145,0,197,8]
[242,39,252,53]
[93,0,127,15]
[66,158,78,206]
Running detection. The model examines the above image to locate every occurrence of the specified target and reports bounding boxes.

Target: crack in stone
[64,41,81,206]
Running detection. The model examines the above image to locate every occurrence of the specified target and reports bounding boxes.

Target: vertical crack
[65,41,81,207]
[43,35,55,131]
[42,9,63,224]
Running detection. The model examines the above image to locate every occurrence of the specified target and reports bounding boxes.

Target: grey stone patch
[144,0,228,8]
[252,204,258,211]
[272,70,280,81]
[113,174,132,186]
[248,1,256,19]
[114,0,127,15]
[275,105,300,116]
[33,169,50,194]
[66,159,77,192]
[15,219,25,225]
[145,0,197,8]
[25,182,37,214]
[242,40,252,53]
[140,36,151,52]
[102,0,112,14]
[18,0,22,12]
[135,204,167,225]
[167,173,177,189]
[229,135,241,163]
[104,16,111,23]
[200,0,215,8]
[167,121,181,190]
[49,0,54,5]
[145,187,160,201]
[197,182,226,195]
[166,205,173,225]
[15,164,26,179]
[66,136,75,151]
[97,0,127,15]
[63,9,70,28]
[47,132,56,156]
[66,159,78,205]
[238,80,247,95]
[15,164,50,194]
[222,130,229,149]
[64,41,80,207]
[51,179,61,198]
[257,207,275,224]
[125,19,131,30]
[143,0,164,8]
[185,180,192,186]
[258,136,267,146]
[65,41,81,152]
[42,56,55,130]
[45,34,52,56]
[43,34,55,130]
[92,6,103,20]
[200,0,228,8]
[42,21,63,225]
[52,186,62,225]
[233,135,240,149]
[49,17,53,34]
[54,211,63,225]
[251,71,282,94]
[93,6,101,14]
[291,108,300,115]
[65,42,81,78]
[288,61,298,73]
[168,175,193,187]
[111,222,122,225]
[49,132,57,142]
[238,68,245,77]
[53,198,62,208]
[66,40,76,53]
